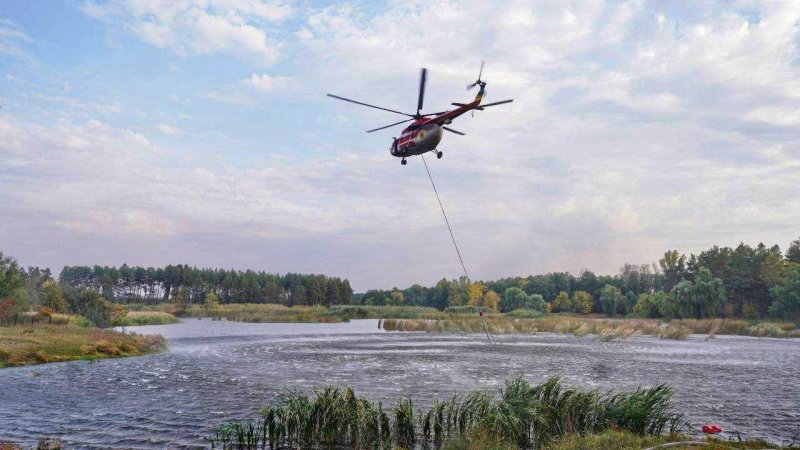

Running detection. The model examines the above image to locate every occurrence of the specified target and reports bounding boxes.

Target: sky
[1,0,798,291]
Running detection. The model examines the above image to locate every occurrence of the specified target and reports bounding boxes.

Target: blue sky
[1,0,799,291]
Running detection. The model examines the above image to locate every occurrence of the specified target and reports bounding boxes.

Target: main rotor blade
[327,94,414,117]
[443,126,465,135]
[417,68,427,115]
[366,118,415,133]
[480,99,513,108]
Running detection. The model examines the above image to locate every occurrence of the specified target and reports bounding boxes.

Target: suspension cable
[421,154,499,345]
[421,154,469,281]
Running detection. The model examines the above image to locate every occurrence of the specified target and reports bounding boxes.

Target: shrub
[210,377,685,450]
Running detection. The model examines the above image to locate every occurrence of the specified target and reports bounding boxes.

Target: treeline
[3,237,800,324]
[356,238,800,320]
[59,264,354,306]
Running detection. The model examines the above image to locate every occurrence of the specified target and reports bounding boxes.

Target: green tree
[598,284,623,316]
[0,252,25,299]
[11,287,31,316]
[173,286,191,314]
[447,278,469,307]
[760,252,788,287]
[526,293,546,311]
[571,291,593,314]
[552,291,570,312]
[632,292,664,318]
[659,250,687,291]
[623,291,637,314]
[65,289,116,327]
[671,267,726,318]
[769,266,800,319]
[786,237,800,264]
[41,280,67,313]
[502,287,528,312]
[205,291,222,318]
[388,289,404,305]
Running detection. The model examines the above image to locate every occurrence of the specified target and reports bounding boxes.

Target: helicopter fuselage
[391,121,443,157]
[389,97,479,157]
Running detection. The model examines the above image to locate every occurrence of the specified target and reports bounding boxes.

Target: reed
[185,303,346,323]
[328,305,447,320]
[382,315,800,340]
[113,311,179,326]
[210,377,685,450]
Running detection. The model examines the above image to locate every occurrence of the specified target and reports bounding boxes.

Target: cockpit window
[406,124,421,132]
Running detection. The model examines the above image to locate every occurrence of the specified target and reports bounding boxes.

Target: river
[0,319,798,448]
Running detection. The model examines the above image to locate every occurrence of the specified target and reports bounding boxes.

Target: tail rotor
[466,61,486,91]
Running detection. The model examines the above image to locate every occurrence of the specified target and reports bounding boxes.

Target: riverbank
[381,316,800,339]
[132,303,445,323]
[544,431,781,450]
[128,303,799,339]
[0,325,166,367]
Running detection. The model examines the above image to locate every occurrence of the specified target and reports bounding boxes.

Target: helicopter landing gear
[401,158,407,165]
[436,151,443,159]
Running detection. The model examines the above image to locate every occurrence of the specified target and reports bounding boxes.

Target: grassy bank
[113,311,179,326]
[123,303,800,338]
[382,316,800,340]
[542,430,781,450]
[188,303,344,323]
[0,325,166,367]
[327,305,446,320]
[132,303,446,322]
[210,376,687,449]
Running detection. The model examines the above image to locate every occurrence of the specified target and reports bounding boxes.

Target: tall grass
[188,303,345,323]
[132,303,449,323]
[210,377,685,450]
[383,316,800,340]
[113,311,179,326]
[327,305,447,320]
[0,325,166,367]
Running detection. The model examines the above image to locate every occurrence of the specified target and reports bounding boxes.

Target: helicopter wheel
[401,158,407,165]
[436,151,443,159]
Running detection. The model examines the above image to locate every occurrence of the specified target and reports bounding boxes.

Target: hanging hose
[421,154,469,281]
[421,154,498,345]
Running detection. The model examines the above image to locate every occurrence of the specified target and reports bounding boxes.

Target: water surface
[1,319,798,448]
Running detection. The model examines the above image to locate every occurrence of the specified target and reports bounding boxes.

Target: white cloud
[157,123,181,135]
[0,19,33,61]
[7,0,800,289]
[82,0,291,65]
[0,115,425,241]
[744,107,800,127]
[244,73,291,92]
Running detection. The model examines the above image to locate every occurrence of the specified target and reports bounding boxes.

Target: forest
[356,238,800,320]
[1,237,799,324]
[58,265,354,307]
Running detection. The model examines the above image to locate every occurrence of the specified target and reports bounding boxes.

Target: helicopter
[327,62,513,165]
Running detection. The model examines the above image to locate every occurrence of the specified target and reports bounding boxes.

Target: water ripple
[0,319,798,448]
